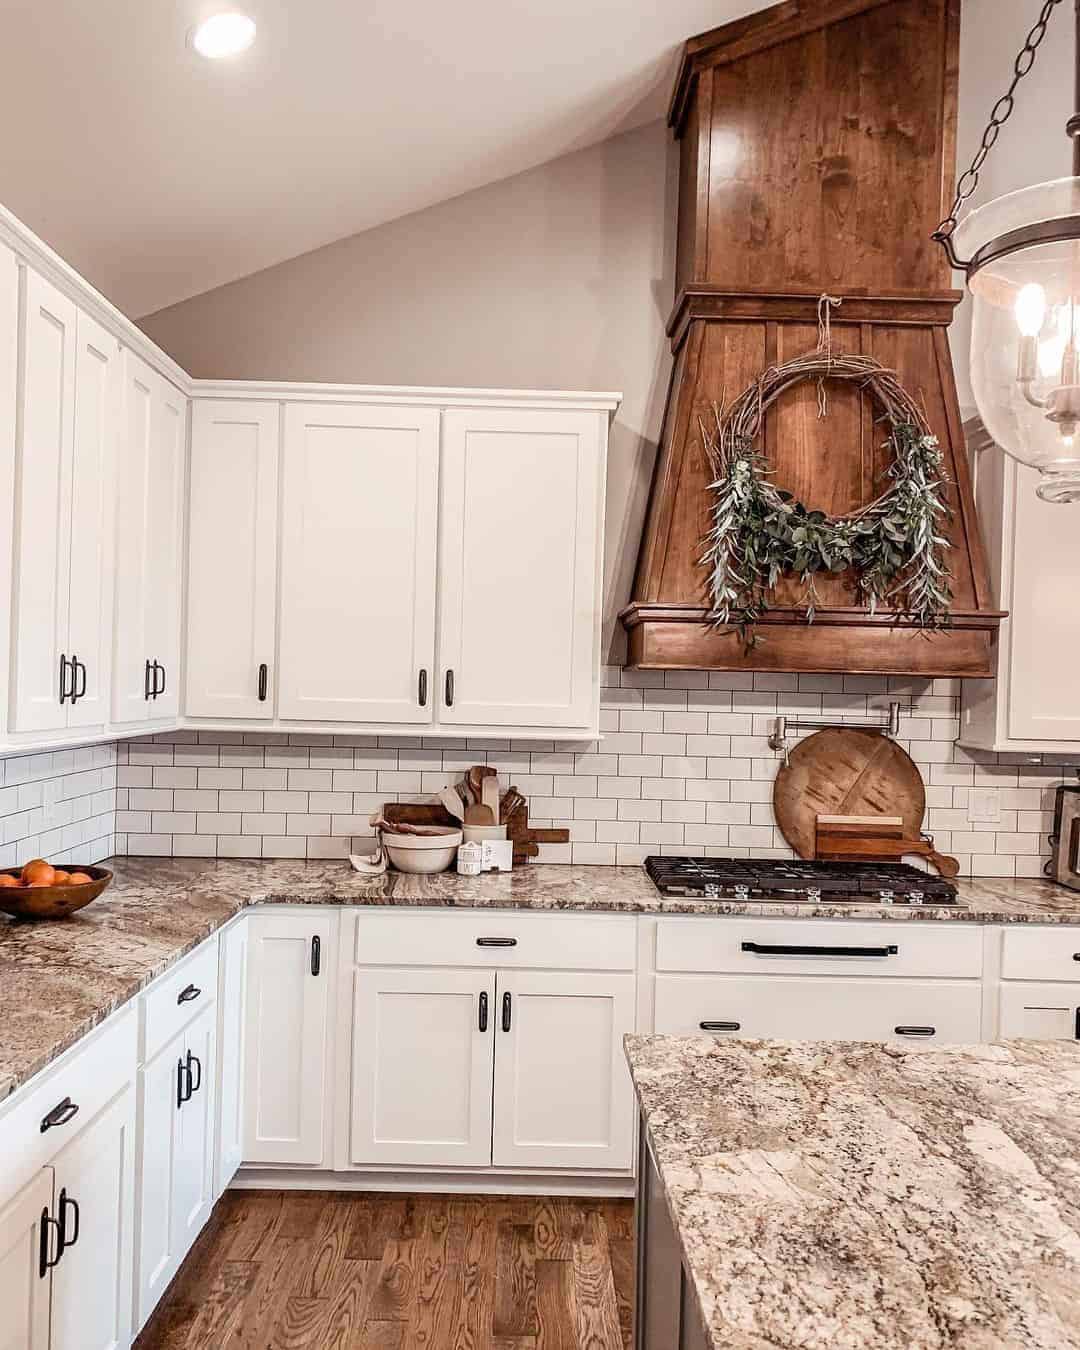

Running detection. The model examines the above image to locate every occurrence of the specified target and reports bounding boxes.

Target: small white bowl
[383,828,463,874]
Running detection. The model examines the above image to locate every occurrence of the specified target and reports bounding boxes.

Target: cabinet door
[135,1030,181,1328]
[999,982,1080,1039]
[438,408,602,728]
[51,1087,135,1350]
[187,401,279,719]
[144,377,185,719]
[279,403,438,723]
[66,311,117,729]
[172,1007,216,1262]
[243,912,333,1165]
[112,350,154,724]
[0,1167,53,1350]
[215,918,248,1198]
[654,975,983,1044]
[350,967,495,1168]
[492,970,635,1171]
[9,268,77,734]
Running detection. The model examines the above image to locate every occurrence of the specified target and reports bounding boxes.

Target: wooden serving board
[773,728,926,860]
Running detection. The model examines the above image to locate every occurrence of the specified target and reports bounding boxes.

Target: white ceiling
[0,0,766,318]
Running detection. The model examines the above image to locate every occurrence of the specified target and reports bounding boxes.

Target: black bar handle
[72,656,86,703]
[741,941,898,958]
[39,1209,61,1279]
[156,662,166,697]
[144,658,153,701]
[59,654,71,706]
[258,663,269,702]
[501,991,512,1033]
[177,983,202,1005]
[700,1021,741,1032]
[418,668,428,707]
[40,1097,79,1134]
[445,669,455,707]
[311,934,321,977]
[895,1026,936,1038]
[1072,953,1080,962]
[1075,1007,1080,1040]
[58,1188,80,1252]
[187,1050,202,1096]
[476,937,517,948]
[478,991,488,1033]
[176,1056,190,1109]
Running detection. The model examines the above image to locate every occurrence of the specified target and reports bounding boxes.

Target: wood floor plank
[180,1262,258,1349]
[536,1259,579,1350]
[534,1198,586,1260]
[367,1236,418,1321]
[572,1215,625,1350]
[408,1200,460,1347]
[493,1221,538,1337]
[607,1238,636,1350]
[222,1190,284,1261]
[452,1195,498,1350]
[319,1259,378,1350]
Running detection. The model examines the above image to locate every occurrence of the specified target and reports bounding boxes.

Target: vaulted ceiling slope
[0,0,769,317]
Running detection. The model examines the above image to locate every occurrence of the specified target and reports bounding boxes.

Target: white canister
[457,840,483,876]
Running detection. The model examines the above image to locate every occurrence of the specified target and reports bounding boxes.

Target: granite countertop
[2,856,1080,1108]
[625,1033,1080,1349]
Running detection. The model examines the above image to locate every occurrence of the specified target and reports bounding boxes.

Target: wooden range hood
[621,0,1001,677]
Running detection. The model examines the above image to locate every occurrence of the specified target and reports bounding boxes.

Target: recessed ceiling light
[191,12,256,59]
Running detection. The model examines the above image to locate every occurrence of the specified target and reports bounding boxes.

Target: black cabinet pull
[187,1050,202,1096]
[176,1056,191,1109]
[58,1188,80,1252]
[144,658,153,701]
[700,1020,741,1032]
[741,941,898,958]
[155,662,166,698]
[311,934,321,977]
[39,1208,61,1279]
[1074,1007,1080,1040]
[40,1097,79,1134]
[418,668,428,707]
[177,984,202,1005]
[258,662,269,702]
[70,656,86,703]
[445,669,455,707]
[478,991,489,1033]
[59,654,71,705]
[895,1026,936,1038]
[1072,954,1080,962]
[476,937,517,948]
[501,991,512,1033]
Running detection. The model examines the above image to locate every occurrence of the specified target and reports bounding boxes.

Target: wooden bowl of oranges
[0,860,113,919]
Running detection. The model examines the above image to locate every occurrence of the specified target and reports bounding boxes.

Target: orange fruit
[67,872,93,885]
[21,859,55,886]
[0,874,20,888]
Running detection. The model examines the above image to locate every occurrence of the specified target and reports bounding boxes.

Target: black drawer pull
[501,991,512,1033]
[40,1097,79,1134]
[700,1021,741,1032]
[58,1188,80,1251]
[39,1209,61,1279]
[895,1026,936,1038]
[155,662,166,697]
[188,1050,203,1095]
[59,654,72,705]
[418,668,428,707]
[478,991,488,1033]
[311,934,321,976]
[144,658,153,701]
[258,662,269,702]
[741,941,898,958]
[73,656,87,702]
[445,669,455,707]
[177,1056,191,1109]
[177,983,202,1005]
[476,937,517,948]
[1072,953,1080,962]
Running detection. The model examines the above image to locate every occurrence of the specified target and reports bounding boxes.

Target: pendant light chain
[934,0,1066,256]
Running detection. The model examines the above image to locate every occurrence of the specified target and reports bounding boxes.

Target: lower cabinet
[243,911,334,1166]
[999,982,1080,1039]
[0,1167,54,1350]
[215,918,248,1198]
[135,1005,216,1331]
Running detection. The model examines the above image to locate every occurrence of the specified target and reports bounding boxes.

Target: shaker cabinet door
[438,408,602,728]
[278,403,438,724]
[111,351,154,725]
[999,982,1080,1040]
[144,377,186,720]
[186,400,279,719]
[0,1167,54,1350]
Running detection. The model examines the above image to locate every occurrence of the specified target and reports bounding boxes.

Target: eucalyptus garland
[700,352,953,642]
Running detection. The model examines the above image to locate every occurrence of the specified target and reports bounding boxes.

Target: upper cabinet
[961,417,1080,753]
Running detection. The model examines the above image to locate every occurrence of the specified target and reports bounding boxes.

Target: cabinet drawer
[654,974,982,1044]
[353,910,636,971]
[1000,927,1080,983]
[0,1003,137,1205]
[654,918,982,979]
[999,981,1080,1038]
[142,937,219,1063]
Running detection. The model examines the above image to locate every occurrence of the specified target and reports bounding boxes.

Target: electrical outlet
[968,786,1001,825]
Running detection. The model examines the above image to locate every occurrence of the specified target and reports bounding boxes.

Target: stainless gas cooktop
[644,856,959,905]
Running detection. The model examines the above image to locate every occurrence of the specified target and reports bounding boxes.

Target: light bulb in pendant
[1015,282,1047,337]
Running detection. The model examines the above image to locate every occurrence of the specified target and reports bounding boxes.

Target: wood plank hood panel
[622,0,1000,676]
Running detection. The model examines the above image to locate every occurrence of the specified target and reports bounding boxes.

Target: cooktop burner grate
[644,856,958,904]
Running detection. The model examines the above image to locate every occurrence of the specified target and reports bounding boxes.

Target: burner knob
[705,884,719,898]
[909,890,924,905]
[878,889,895,905]
[732,885,749,900]
[806,887,822,903]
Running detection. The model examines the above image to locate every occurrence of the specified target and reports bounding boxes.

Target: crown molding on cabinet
[190,380,622,413]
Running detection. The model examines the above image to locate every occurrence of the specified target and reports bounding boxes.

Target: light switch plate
[968,786,1001,825]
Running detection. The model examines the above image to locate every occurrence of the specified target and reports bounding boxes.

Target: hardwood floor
[134,1191,635,1349]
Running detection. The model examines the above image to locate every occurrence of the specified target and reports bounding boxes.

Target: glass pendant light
[935,0,1080,502]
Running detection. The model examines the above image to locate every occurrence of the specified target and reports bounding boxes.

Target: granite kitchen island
[625,1033,1080,1349]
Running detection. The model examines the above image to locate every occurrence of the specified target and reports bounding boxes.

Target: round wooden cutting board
[773,727,926,859]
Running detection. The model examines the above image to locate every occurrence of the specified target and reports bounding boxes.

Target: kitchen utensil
[773,728,926,859]
[0,865,113,919]
[481,772,500,823]
[382,827,463,874]
[438,786,465,822]
[1049,785,1080,891]
[368,813,456,837]
[500,788,526,824]
[814,815,960,879]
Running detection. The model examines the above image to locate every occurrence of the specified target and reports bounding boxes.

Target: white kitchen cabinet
[0,244,16,743]
[999,982,1080,1040]
[215,919,248,1198]
[350,967,495,1168]
[654,974,983,1044]
[135,1005,215,1331]
[50,1087,136,1350]
[9,280,117,736]
[962,415,1080,751]
[492,970,636,1171]
[0,1168,53,1350]
[438,407,604,729]
[186,401,279,719]
[243,911,334,1165]
[278,403,439,724]
[112,351,185,726]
